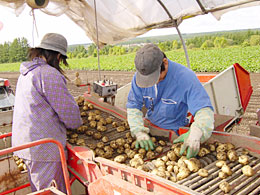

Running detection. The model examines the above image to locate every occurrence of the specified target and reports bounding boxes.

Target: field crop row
[0,46,259,73]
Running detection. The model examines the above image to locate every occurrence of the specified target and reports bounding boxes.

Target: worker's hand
[135,131,155,151]
[173,126,203,159]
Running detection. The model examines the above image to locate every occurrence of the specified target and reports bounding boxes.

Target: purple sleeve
[42,70,83,129]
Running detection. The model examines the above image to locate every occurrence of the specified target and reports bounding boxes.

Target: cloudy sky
[0,5,260,46]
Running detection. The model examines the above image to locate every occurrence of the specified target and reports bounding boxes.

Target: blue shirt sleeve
[184,71,213,115]
[126,74,143,110]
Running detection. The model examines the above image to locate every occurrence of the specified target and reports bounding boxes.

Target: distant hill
[68,28,260,50]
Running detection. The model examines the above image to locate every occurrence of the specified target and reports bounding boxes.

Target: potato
[125,132,132,138]
[13,156,19,161]
[97,142,105,148]
[88,103,94,109]
[242,165,254,177]
[177,166,190,181]
[87,143,97,150]
[86,130,94,136]
[70,133,78,139]
[221,164,232,176]
[157,166,166,172]
[227,150,238,162]
[95,114,101,121]
[122,120,130,129]
[238,155,249,165]
[77,126,88,134]
[134,154,144,159]
[219,181,231,193]
[88,115,96,121]
[68,138,77,144]
[97,125,107,132]
[216,160,226,168]
[169,176,177,182]
[82,105,88,111]
[138,148,146,156]
[104,146,113,152]
[102,136,109,143]
[129,157,144,168]
[154,159,165,168]
[114,155,127,163]
[146,151,155,160]
[173,146,182,158]
[177,156,188,168]
[153,146,162,154]
[173,165,179,175]
[124,143,130,149]
[110,140,118,149]
[166,165,174,172]
[198,169,208,177]
[95,148,105,157]
[116,138,126,147]
[18,163,25,171]
[184,158,201,172]
[218,171,228,179]
[126,150,136,159]
[126,137,133,144]
[151,137,157,143]
[198,147,210,157]
[156,171,166,178]
[216,152,227,161]
[104,151,113,158]
[94,109,100,115]
[76,139,85,146]
[167,150,177,161]
[131,141,136,149]
[104,117,112,124]
[89,121,97,128]
[161,155,169,162]
[81,112,87,117]
[99,118,107,125]
[166,161,176,166]
[158,140,166,146]
[117,146,125,154]
[93,132,102,140]
[112,121,118,128]
[208,143,216,152]
[117,126,126,132]
[136,165,149,172]
[226,143,235,150]
[216,144,227,153]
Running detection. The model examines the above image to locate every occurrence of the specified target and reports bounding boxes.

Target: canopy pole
[175,25,191,69]
[94,0,101,81]
[157,0,191,69]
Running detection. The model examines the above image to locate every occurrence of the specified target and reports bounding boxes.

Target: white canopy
[0,0,260,46]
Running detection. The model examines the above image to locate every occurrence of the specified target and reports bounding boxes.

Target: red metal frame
[0,133,71,195]
[233,63,253,112]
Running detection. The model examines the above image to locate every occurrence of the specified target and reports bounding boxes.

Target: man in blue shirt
[126,44,214,159]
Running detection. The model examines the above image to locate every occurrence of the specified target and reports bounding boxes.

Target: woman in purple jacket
[12,33,83,193]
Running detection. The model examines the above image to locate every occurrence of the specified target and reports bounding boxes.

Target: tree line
[0,30,260,64]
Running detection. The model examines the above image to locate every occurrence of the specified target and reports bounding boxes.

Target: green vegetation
[1,46,259,73]
[1,29,260,73]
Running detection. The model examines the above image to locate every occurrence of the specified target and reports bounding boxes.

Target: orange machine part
[233,63,253,112]
[88,174,153,195]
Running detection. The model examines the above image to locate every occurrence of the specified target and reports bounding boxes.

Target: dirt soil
[1,70,259,135]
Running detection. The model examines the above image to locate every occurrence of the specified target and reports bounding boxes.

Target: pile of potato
[13,155,27,172]
[73,96,256,193]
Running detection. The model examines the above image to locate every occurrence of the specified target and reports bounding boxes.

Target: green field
[0,46,259,73]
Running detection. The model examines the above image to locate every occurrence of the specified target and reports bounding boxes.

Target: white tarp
[0,0,260,46]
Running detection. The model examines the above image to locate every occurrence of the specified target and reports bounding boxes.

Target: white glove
[174,126,202,159]
[135,132,155,151]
